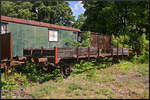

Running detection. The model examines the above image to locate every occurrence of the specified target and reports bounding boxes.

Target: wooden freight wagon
[0,16,129,80]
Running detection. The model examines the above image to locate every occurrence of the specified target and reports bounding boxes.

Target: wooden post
[128,48,130,56]
[88,47,90,60]
[54,46,58,64]
[111,48,113,56]
[122,48,123,58]
[41,46,43,56]
[5,64,7,81]
[111,48,113,65]
[76,47,79,61]
[97,47,99,58]
[30,48,33,56]
[117,43,118,57]
[9,33,13,59]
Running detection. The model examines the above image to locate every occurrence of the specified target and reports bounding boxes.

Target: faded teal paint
[7,22,76,57]
[48,29,76,47]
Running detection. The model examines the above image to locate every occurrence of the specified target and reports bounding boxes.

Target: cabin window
[77,33,81,42]
[73,32,78,41]
[1,23,8,34]
[48,30,58,41]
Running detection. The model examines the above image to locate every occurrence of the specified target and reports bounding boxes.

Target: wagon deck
[23,47,129,64]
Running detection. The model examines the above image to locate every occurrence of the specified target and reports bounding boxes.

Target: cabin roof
[1,16,81,32]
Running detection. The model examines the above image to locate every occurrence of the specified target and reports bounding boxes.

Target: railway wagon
[0,16,129,80]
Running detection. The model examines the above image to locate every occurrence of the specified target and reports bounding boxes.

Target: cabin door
[0,23,12,60]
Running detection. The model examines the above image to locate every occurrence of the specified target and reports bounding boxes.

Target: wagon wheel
[60,64,73,79]
[112,56,120,64]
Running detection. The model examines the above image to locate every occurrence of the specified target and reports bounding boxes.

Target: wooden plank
[54,47,58,64]
[24,47,54,50]
[10,61,25,66]
[78,47,88,56]
[57,47,76,58]
[41,46,43,56]
[76,47,79,61]
[17,56,27,61]
[9,33,13,59]
[30,48,33,56]
[97,47,99,57]
[23,48,55,57]
[38,58,48,62]
[90,47,97,55]
[5,64,7,81]
[88,47,90,60]
[128,48,130,56]
[113,48,129,55]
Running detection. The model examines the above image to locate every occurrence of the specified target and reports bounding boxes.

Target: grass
[1,55,149,99]
[32,85,54,98]
[66,83,88,93]
[96,88,115,99]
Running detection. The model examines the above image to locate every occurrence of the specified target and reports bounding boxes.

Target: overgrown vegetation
[112,34,149,56]
[1,54,149,99]
[1,63,63,93]
[1,72,28,91]
[12,63,63,83]
[66,31,92,47]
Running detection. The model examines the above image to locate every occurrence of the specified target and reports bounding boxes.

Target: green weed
[1,72,28,91]
[67,83,87,93]
[32,85,54,98]
[96,88,115,99]
[74,90,81,96]
[85,69,99,82]
[99,73,116,83]
[136,64,149,76]
[6,93,12,99]
[140,90,149,99]
[83,91,88,96]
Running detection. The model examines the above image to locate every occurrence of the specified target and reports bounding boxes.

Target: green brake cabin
[0,16,81,59]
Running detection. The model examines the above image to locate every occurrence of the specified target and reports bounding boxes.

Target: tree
[2,1,34,20]
[1,0,75,26]
[82,1,149,36]
[72,14,86,29]
[82,0,149,55]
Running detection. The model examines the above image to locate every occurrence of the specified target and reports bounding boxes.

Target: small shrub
[132,55,149,64]
[73,61,95,74]
[66,31,92,47]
